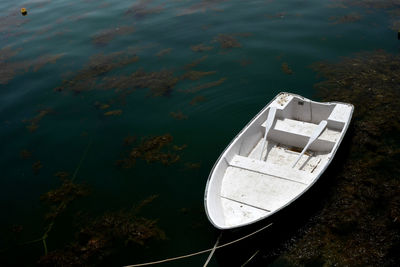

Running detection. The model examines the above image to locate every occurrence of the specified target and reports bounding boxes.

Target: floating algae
[0,46,20,84]
[184,55,208,70]
[281,62,293,75]
[38,196,165,266]
[94,101,111,110]
[0,10,30,40]
[329,0,400,31]
[185,77,227,93]
[40,173,90,220]
[279,50,400,266]
[329,13,362,24]
[169,111,188,120]
[190,95,206,105]
[102,69,179,98]
[215,34,242,49]
[117,134,186,168]
[9,142,93,262]
[104,109,123,116]
[0,46,64,84]
[155,48,172,57]
[32,160,43,175]
[177,0,227,16]
[23,108,53,132]
[125,0,164,18]
[191,43,214,52]
[31,54,64,72]
[55,50,139,93]
[181,70,217,81]
[91,26,135,46]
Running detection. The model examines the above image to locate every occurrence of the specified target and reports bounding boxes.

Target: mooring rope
[203,232,222,267]
[124,223,273,267]
[240,250,259,267]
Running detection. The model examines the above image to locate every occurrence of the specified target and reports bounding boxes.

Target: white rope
[203,232,222,267]
[124,223,272,267]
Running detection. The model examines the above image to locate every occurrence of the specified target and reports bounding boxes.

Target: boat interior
[206,94,353,228]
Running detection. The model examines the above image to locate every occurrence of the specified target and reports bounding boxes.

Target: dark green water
[1,0,399,266]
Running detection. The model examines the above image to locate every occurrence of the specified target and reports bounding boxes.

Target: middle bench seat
[229,155,313,185]
[262,118,339,152]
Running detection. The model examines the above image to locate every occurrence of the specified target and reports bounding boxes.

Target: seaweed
[281,62,293,75]
[101,69,179,98]
[169,111,188,120]
[0,46,63,84]
[191,43,214,52]
[330,0,400,30]
[125,0,164,18]
[185,77,226,93]
[38,197,165,266]
[13,142,92,260]
[32,160,43,175]
[31,54,64,72]
[190,95,206,105]
[280,50,400,266]
[0,10,30,40]
[104,109,123,116]
[177,0,228,16]
[92,26,135,46]
[40,174,90,220]
[184,55,208,70]
[23,108,53,132]
[181,70,217,81]
[329,13,362,24]
[215,34,242,49]
[55,50,139,93]
[117,134,186,168]
[0,46,20,84]
[156,48,172,57]
[94,101,111,110]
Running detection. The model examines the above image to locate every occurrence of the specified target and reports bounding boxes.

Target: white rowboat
[204,92,354,229]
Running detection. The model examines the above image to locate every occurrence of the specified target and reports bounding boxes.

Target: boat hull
[204,92,354,229]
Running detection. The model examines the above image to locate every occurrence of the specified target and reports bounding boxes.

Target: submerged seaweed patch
[0,47,63,84]
[215,34,242,49]
[92,26,135,46]
[156,48,172,57]
[40,173,90,220]
[55,50,139,93]
[23,108,53,132]
[38,196,165,266]
[280,50,400,266]
[191,43,214,52]
[125,0,164,18]
[281,62,293,75]
[101,69,179,98]
[169,111,188,120]
[329,13,362,24]
[190,95,206,105]
[117,134,186,168]
[184,77,227,93]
